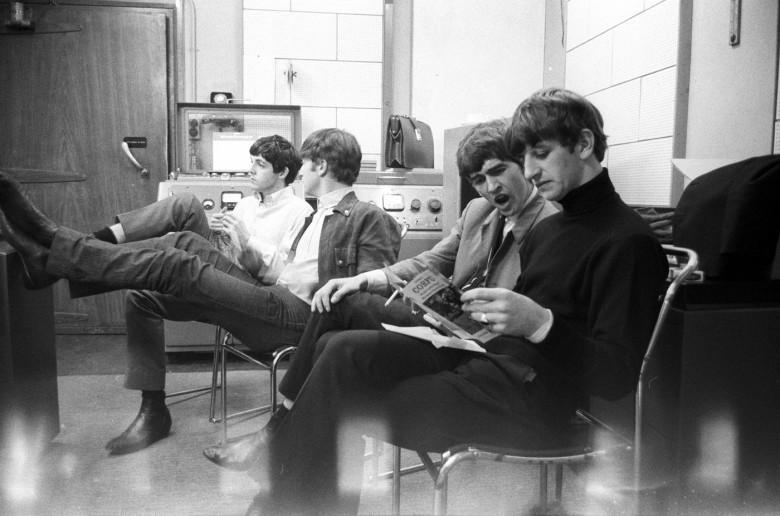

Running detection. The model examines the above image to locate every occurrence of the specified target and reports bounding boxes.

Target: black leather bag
[385,115,434,169]
[673,154,780,280]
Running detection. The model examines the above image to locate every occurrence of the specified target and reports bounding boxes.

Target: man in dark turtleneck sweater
[236,88,669,516]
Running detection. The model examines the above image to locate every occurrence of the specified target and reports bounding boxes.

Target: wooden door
[0,4,170,333]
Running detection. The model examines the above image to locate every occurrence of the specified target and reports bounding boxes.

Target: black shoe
[0,209,58,289]
[0,171,59,246]
[202,427,272,471]
[202,405,288,470]
[106,399,172,455]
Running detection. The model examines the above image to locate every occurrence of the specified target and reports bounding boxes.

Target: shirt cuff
[527,309,553,343]
[364,269,389,291]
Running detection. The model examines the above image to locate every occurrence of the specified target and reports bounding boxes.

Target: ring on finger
[480,312,488,324]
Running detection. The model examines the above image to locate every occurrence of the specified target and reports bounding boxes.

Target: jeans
[47,227,311,390]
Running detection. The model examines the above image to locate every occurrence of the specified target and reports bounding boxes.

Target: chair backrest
[633,244,698,490]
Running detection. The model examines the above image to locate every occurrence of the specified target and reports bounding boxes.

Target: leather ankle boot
[105,398,172,455]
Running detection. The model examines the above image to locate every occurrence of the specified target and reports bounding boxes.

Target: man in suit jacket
[203,118,558,468]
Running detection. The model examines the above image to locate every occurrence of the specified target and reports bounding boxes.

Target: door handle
[121,141,149,178]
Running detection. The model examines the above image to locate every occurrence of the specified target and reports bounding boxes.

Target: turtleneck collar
[558,168,615,216]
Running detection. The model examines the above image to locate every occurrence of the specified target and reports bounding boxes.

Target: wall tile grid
[565,0,680,206]
[243,0,384,164]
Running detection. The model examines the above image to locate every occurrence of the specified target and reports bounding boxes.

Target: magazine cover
[400,268,499,343]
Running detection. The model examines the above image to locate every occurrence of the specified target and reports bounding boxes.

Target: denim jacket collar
[331,190,360,218]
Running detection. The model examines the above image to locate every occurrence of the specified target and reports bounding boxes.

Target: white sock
[110,223,126,244]
[282,398,294,410]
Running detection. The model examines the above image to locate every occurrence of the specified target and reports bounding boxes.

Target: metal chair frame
[210,329,297,444]
[163,326,296,445]
[389,245,699,515]
[164,325,223,417]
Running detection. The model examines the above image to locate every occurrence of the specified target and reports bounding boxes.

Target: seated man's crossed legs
[203,291,427,468]
[243,329,574,515]
[0,171,312,454]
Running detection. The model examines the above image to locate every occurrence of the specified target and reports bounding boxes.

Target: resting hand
[460,287,549,338]
[208,208,227,232]
[311,275,367,313]
[221,212,251,249]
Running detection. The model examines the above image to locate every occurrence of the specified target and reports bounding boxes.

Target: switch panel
[352,184,444,231]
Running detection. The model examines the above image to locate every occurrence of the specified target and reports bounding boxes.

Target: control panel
[160,179,444,231]
[351,184,444,231]
[157,177,257,211]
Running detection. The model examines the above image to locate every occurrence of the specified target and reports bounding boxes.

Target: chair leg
[368,438,380,483]
[539,463,549,513]
[433,463,451,516]
[270,355,279,411]
[208,325,223,421]
[392,445,401,515]
[165,325,223,401]
[269,346,295,411]
[220,331,230,444]
[433,450,475,516]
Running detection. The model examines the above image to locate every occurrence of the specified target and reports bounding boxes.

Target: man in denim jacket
[0,128,402,456]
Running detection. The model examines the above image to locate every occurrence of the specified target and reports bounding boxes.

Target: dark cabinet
[0,243,59,450]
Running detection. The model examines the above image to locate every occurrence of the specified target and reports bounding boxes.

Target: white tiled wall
[611,0,678,84]
[608,137,674,205]
[243,0,383,164]
[566,0,680,205]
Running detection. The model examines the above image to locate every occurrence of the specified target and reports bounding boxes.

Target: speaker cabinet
[0,242,59,450]
[442,124,480,236]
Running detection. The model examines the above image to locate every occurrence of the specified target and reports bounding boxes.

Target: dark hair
[249,135,302,186]
[456,118,520,178]
[505,87,608,162]
[300,128,362,186]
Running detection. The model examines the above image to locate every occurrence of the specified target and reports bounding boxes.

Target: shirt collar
[317,187,354,210]
[257,186,295,207]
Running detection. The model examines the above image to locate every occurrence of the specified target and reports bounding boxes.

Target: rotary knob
[410,199,422,211]
[427,199,442,213]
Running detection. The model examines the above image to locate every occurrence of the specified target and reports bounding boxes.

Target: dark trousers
[279,292,425,401]
[259,294,577,515]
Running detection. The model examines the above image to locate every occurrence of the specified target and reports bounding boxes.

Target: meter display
[382,193,405,211]
[221,191,244,210]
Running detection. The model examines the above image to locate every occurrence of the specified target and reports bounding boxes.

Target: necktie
[490,215,507,256]
[286,212,315,264]
[461,216,508,291]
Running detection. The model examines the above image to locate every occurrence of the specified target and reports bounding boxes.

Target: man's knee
[168,230,206,251]
[174,192,201,213]
[316,331,379,376]
[125,289,162,317]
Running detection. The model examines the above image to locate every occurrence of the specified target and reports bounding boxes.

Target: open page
[381,324,487,353]
[400,268,499,344]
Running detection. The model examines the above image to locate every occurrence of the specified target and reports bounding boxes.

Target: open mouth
[493,193,510,206]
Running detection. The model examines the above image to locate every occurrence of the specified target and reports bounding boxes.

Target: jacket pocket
[333,246,358,276]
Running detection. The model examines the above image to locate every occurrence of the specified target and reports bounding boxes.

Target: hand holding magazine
[386,268,499,347]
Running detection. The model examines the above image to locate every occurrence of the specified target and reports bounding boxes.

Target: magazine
[398,268,499,344]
